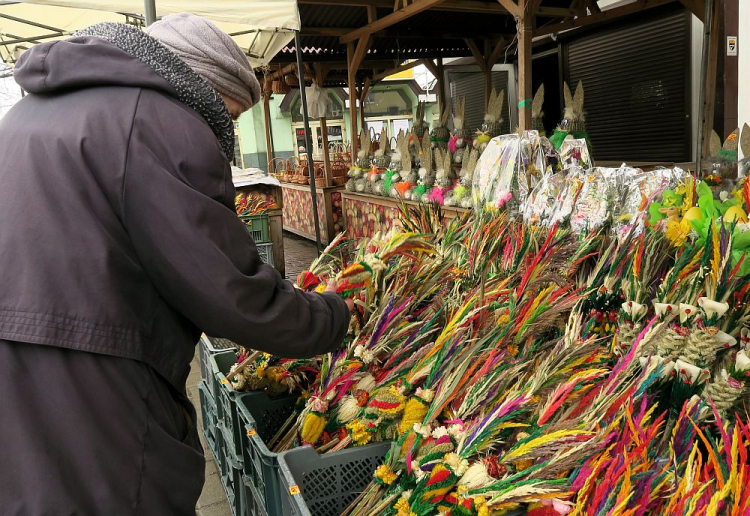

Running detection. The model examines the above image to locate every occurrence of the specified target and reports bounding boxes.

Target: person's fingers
[324,281,337,293]
[344,298,354,312]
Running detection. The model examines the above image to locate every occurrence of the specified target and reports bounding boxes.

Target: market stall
[342,192,467,238]
[232,169,286,276]
[207,151,750,514]
[279,181,344,244]
[255,0,718,248]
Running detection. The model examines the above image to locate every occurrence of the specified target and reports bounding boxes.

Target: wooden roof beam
[299,0,514,15]
[533,0,676,37]
[497,0,519,16]
[421,58,439,78]
[487,37,506,68]
[464,38,489,73]
[340,0,449,43]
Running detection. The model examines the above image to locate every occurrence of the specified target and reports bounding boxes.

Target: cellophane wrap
[515,130,550,207]
[472,134,520,213]
[560,138,592,169]
[548,166,586,226]
[522,169,567,226]
[569,169,614,234]
[472,131,560,215]
[611,167,686,238]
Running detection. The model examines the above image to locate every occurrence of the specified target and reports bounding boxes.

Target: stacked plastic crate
[202,339,391,516]
[240,214,273,267]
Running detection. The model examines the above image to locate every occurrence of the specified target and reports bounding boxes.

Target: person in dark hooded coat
[0,13,350,515]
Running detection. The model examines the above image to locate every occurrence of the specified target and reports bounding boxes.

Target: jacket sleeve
[120,94,349,358]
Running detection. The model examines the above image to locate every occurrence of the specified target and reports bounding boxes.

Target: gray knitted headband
[145,13,261,111]
[75,22,235,160]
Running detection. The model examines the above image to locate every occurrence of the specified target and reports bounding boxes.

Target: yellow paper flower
[393,498,415,516]
[375,464,398,485]
[347,419,372,445]
[398,396,429,435]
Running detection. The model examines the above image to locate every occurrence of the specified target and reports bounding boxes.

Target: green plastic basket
[278,442,391,516]
[236,392,297,515]
[240,214,270,243]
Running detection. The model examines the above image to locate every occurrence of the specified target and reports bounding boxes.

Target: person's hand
[325,281,354,312]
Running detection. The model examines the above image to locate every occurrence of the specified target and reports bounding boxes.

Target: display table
[280,183,344,244]
[342,192,468,239]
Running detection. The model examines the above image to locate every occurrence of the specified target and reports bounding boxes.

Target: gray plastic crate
[257,242,274,267]
[211,351,246,464]
[236,392,297,515]
[200,335,237,399]
[223,428,244,516]
[198,380,219,459]
[218,426,244,516]
[242,475,270,516]
[278,442,391,516]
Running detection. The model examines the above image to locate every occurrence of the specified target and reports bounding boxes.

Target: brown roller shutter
[563,9,691,162]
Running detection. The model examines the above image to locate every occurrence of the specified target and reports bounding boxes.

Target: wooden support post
[699,0,720,161]
[262,89,275,172]
[359,76,372,137]
[347,37,371,156]
[518,1,533,130]
[484,68,492,112]
[359,88,367,134]
[436,57,446,115]
[347,42,359,156]
[314,64,333,187]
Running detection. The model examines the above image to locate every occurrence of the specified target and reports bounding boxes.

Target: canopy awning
[0,0,300,66]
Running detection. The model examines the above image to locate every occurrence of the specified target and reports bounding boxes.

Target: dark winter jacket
[0,27,349,390]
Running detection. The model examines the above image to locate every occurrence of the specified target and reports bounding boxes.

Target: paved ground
[191,232,317,516]
[283,232,319,280]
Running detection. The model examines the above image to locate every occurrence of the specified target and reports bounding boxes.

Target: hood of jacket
[14,22,235,159]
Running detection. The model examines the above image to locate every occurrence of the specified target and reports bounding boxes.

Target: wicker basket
[271,80,290,94]
[270,157,293,182]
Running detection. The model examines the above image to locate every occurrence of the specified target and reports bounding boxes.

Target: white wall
[739,0,750,158]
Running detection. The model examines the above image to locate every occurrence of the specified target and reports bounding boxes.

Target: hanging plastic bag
[301,83,330,119]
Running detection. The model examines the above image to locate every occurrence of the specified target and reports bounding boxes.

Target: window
[363,89,412,117]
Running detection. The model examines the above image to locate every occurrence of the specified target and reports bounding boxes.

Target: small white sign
[727,36,738,57]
